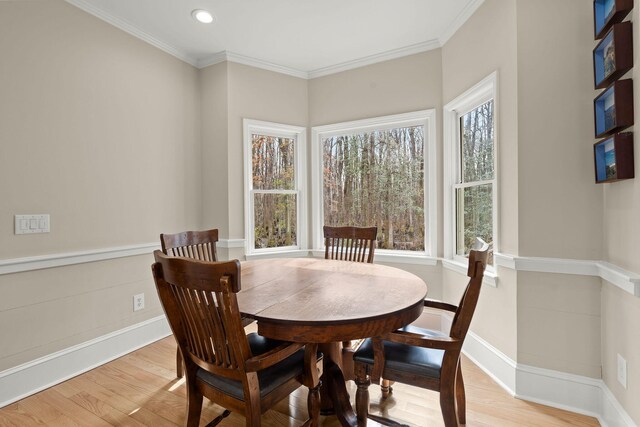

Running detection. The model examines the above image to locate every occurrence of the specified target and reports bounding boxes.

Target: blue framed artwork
[593,133,634,183]
[594,79,634,138]
[594,0,633,39]
[593,22,632,89]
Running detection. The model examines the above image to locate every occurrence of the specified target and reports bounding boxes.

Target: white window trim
[311,110,438,261]
[443,71,499,273]
[243,119,307,257]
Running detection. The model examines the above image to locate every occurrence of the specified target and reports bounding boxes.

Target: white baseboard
[514,364,602,420]
[441,314,516,393]
[0,311,636,427]
[0,315,172,408]
[452,320,636,426]
[600,384,638,427]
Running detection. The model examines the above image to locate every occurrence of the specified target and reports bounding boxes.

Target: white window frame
[311,110,437,264]
[243,119,307,257]
[443,72,499,274]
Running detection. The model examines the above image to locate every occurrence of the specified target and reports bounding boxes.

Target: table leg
[319,343,358,427]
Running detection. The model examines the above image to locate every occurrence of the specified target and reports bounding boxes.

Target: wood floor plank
[61,375,179,427]
[0,403,47,427]
[0,336,601,427]
[68,391,147,427]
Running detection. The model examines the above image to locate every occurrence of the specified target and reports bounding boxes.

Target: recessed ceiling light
[192,9,214,24]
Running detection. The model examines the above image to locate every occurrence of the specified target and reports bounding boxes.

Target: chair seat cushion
[354,325,446,379]
[196,333,305,401]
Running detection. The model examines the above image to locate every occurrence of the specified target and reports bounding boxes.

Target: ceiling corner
[438,0,486,47]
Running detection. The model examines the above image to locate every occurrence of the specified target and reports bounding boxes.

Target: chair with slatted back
[161,229,219,262]
[323,226,377,263]
[152,251,322,427]
[353,239,490,427]
[323,225,387,387]
[161,229,220,379]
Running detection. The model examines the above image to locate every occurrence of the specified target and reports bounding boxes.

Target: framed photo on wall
[594,79,634,138]
[593,133,634,183]
[593,22,633,89]
[593,0,633,39]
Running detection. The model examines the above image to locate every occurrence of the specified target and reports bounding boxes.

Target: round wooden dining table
[237,257,427,427]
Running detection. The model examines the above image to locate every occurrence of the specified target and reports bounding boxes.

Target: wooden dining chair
[323,226,377,263]
[353,239,490,427]
[161,229,219,379]
[160,228,219,261]
[323,225,391,388]
[152,251,322,427]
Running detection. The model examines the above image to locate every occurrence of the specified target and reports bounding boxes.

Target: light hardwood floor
[0,336,600,427]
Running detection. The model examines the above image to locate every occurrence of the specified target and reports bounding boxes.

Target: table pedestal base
[319,343,358,426]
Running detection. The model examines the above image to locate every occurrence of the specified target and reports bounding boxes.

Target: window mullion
[252,189,298,195]
[453,179,495,190]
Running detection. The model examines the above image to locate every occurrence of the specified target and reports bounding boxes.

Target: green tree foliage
[323,126,425,251]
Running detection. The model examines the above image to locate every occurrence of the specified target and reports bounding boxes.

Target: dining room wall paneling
[308,50,443,129]
[600,2,640,424]
[516,0,602,261]
[226,61,309,256]
[0,0,200,369]
[602,280,640,425]
[517,272,602,379]
[602,0,640,275]
[443,266,518,361]
[441,0,519,361]
[200,61,230,241]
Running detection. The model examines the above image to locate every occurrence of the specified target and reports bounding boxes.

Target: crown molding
[196,51,228,69]
[307,39,441,79]
[438,0,486,45]
[198,51,308,79]
[66,0,483,78]
[64,0,199,67]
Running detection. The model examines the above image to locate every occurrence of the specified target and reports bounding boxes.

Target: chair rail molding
[0,243,159,276]
[217,238,246,249]
[493,253,640,297]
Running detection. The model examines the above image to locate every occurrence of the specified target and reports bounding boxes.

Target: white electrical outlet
[133,293,145,312]
[617,353,627,389]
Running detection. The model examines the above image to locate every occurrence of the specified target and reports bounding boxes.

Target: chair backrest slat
[323,226,377,264]
[450,240,490,341]
[152,251,250,373]
[161,229,219,262]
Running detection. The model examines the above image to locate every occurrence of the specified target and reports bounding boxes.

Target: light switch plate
[15,214,50,234]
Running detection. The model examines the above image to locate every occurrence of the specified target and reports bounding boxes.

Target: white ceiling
[66,0,484,78]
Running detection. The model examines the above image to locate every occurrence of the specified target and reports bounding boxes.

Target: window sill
[310,249,438,266]
[244,249,311,261]
[441,258,498,287]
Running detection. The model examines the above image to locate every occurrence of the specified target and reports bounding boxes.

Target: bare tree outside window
[455,100,494,263]
[252,134,297,249]
[322,126,425,251]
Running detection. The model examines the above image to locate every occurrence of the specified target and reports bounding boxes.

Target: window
[312,110,437,258]
[444,73,497,265]
[243,119,306,255]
